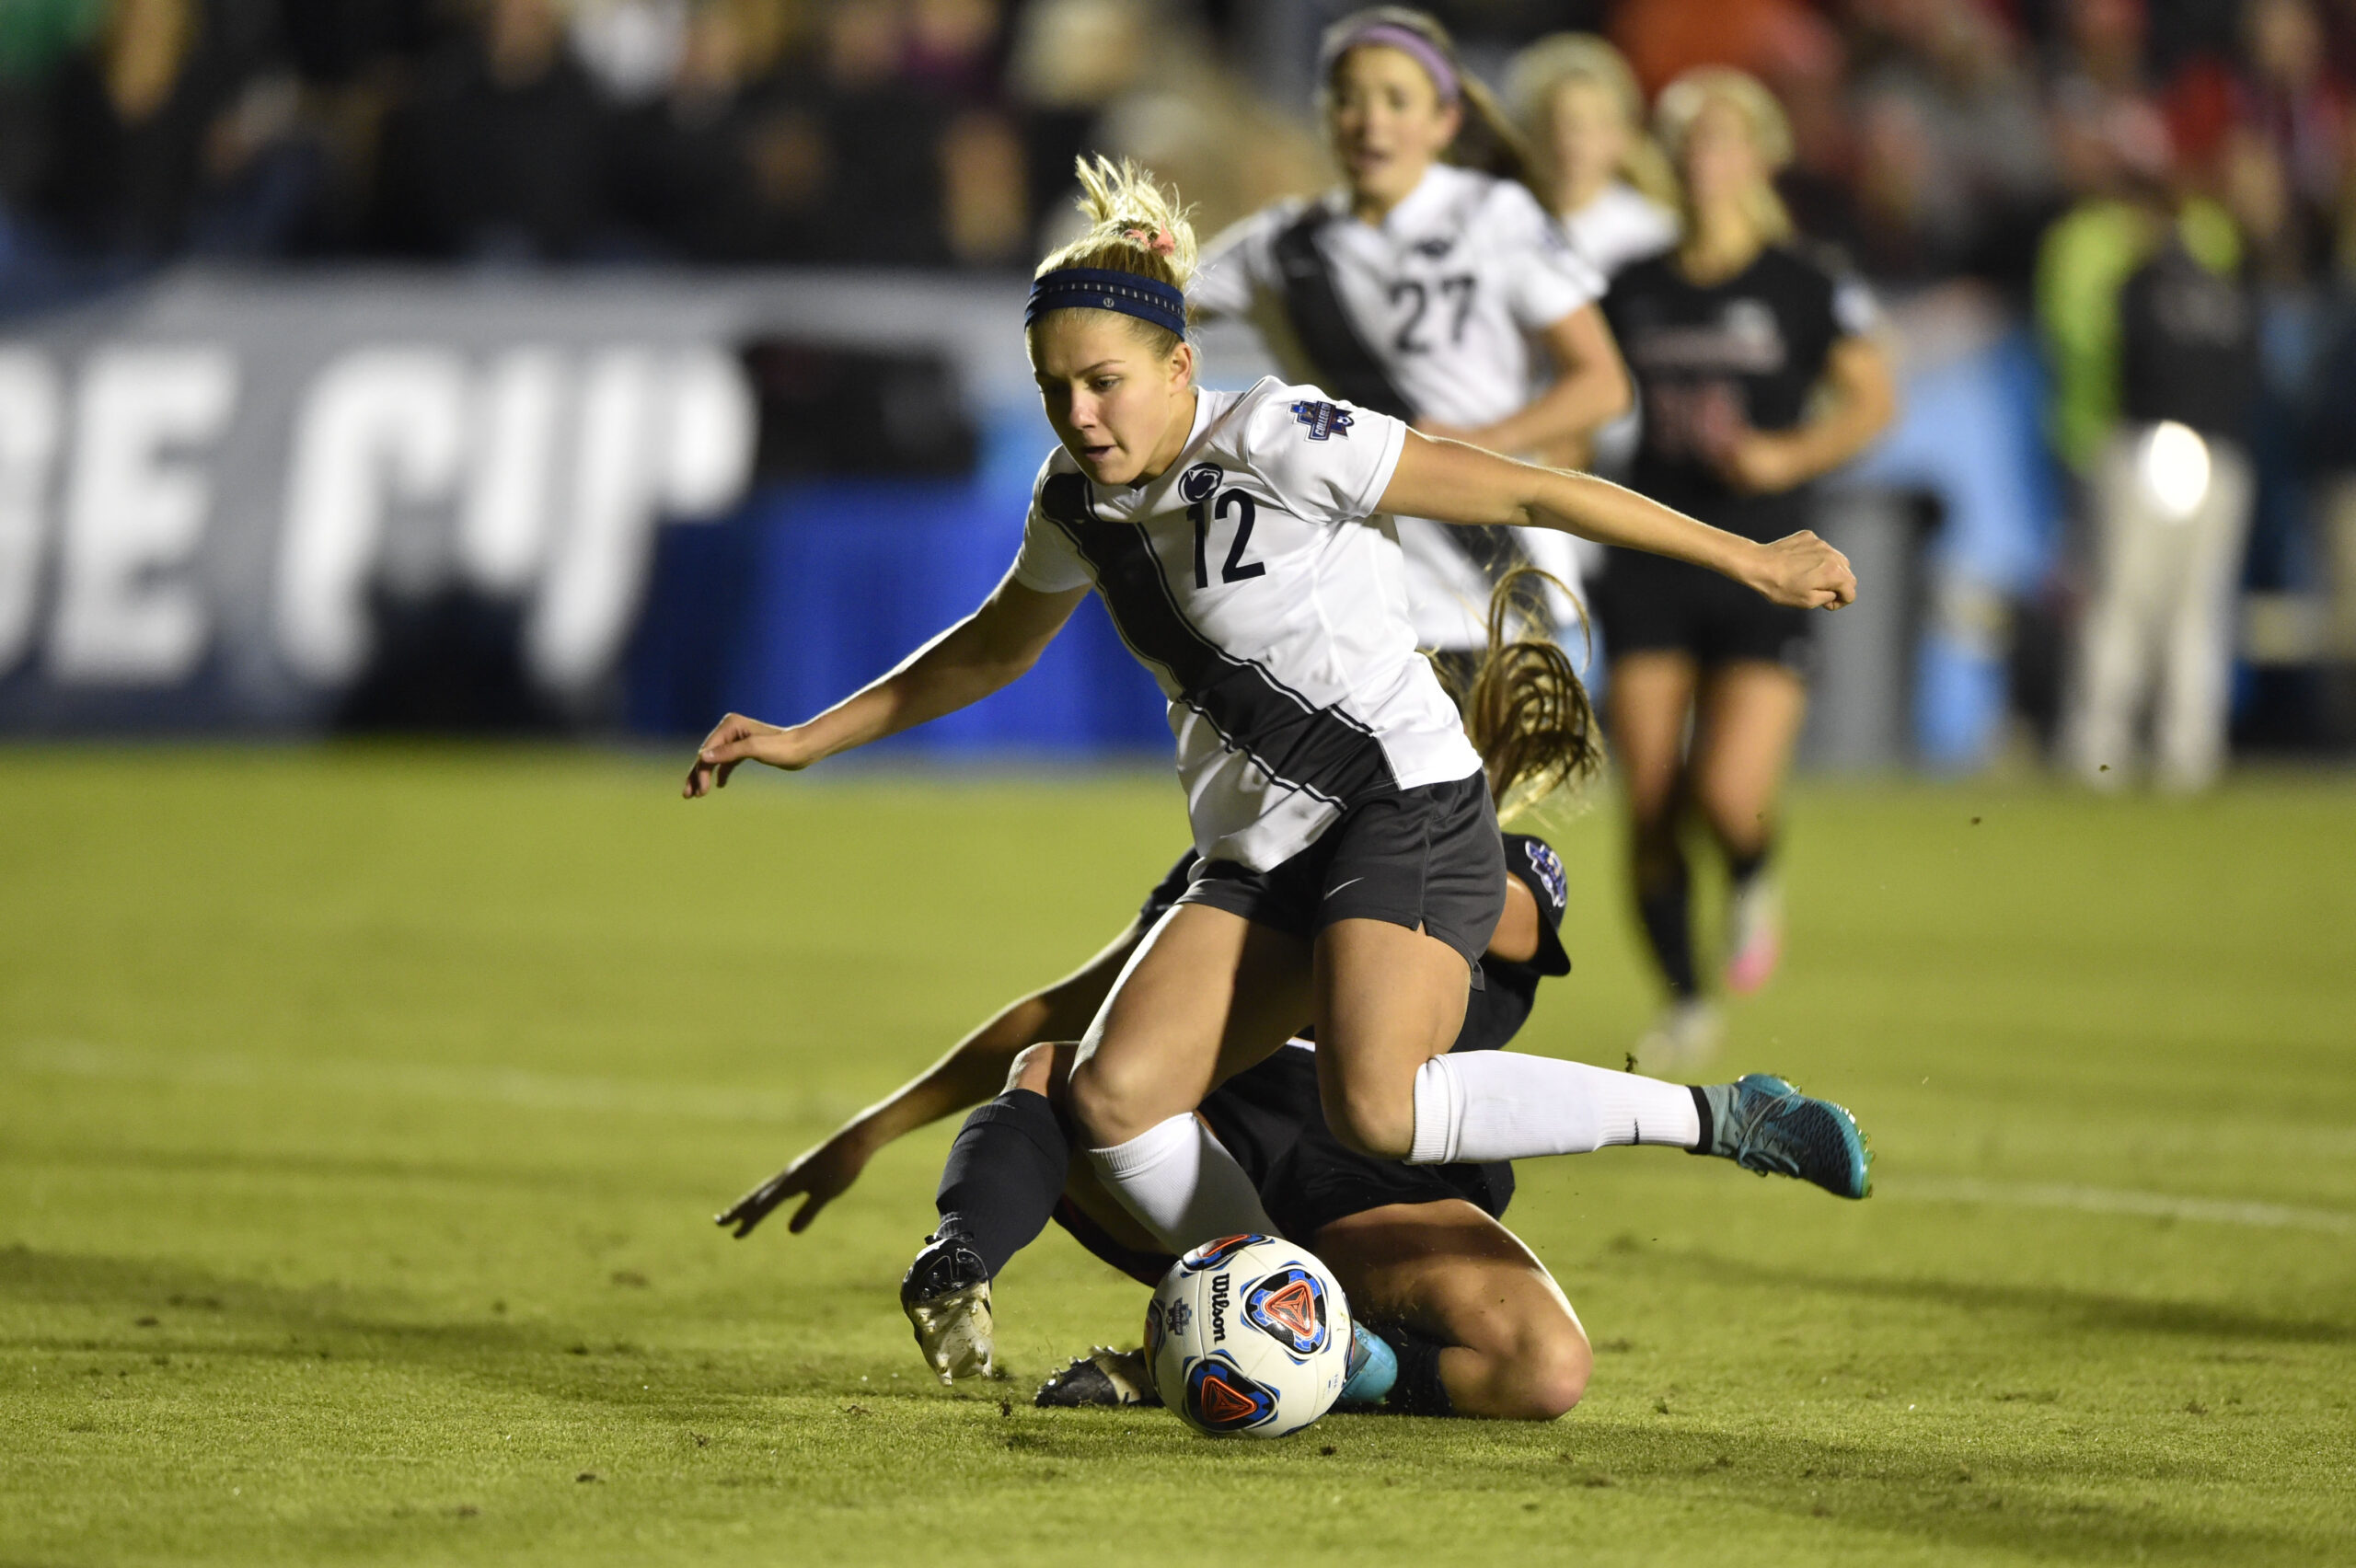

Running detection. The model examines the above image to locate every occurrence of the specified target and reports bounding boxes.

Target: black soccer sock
[1634,859,1700,999]
[1382,1324,1457,1418]
[1727,839,1774,889]
[933,1090,1069,1281]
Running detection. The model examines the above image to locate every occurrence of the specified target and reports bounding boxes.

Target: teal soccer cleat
[1696,1074,1873,1199]
[1337,1322,1398,1407]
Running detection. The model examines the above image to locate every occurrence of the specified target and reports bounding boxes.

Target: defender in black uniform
[1590,69,1895,1066]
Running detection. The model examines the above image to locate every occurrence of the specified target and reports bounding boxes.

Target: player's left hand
[716,1129,877,1238]
[1749,531,1857,611]
[1714,431,1811,494]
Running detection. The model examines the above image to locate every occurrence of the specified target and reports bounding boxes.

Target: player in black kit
[1592,69,1896,1069]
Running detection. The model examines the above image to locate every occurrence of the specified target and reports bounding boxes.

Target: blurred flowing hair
[1444,567,1604,816]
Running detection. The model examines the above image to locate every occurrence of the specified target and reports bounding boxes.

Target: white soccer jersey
[1194,164,1607,652]
[1195,163,1603,430]
[1558,180,1680,280]
[1011,377,1484,871]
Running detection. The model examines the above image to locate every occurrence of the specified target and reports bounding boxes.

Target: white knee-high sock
[1088,1113,1276,1254]
[1406,1053,1702,1164]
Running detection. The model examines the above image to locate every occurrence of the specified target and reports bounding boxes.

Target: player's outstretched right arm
[683,571,1089,798]
[715,921,1145,1237]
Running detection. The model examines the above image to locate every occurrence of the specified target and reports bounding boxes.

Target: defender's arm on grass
[715,924,1142,1237]
[684,572,1089,797]
[715,871,1553,1237]
[1376,432,1858,612]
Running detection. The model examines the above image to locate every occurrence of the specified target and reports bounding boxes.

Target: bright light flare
[2137,421,2212,522]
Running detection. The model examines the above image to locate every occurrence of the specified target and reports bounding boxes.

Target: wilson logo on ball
[1243,1268,1329,1356]
[1184,1355,1278,1432]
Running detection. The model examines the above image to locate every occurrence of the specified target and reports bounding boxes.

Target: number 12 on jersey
[1190,490,1265,588]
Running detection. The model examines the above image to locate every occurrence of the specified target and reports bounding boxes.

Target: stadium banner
[0,267,1030,732]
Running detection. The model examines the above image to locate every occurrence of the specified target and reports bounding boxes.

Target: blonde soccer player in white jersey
[1187,7,1627,670]
[1507,33,1681,282]
[685,157,1873,1277]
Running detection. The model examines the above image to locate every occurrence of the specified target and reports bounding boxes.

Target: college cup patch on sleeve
[1290,400,1354,440]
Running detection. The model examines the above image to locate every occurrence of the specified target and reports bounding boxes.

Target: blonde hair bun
[1037,156,1200,293]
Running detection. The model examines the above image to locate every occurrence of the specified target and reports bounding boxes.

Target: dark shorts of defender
[1591,546,1818,675]
[1174,771,1507,972]
[1053,1047,1515,1287]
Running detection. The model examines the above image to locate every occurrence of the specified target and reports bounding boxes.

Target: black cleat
[900,1233,994,1384]
[1034,1346,1161,1409]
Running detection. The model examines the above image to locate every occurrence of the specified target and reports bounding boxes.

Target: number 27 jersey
[1011,377,1484,871]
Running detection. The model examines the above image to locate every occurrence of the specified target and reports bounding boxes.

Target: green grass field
[2,748,2351,1566]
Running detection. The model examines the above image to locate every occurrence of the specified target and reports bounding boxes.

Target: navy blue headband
[1025,268,1188,337]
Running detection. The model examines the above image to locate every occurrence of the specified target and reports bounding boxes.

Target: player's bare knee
[1629,805,1682,856]
[1523,1319,1592,1419]
[1324,1086,1416,1161]
[1484,1326,1588,1422]
[1066,1054,1158,1147]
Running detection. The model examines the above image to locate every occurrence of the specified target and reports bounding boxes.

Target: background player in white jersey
[1507,34,1681,283]
[685,157,1867,1267]
[1188,8,1626,670]
[1506,34,1680,519]
[1592,73,1898,1070]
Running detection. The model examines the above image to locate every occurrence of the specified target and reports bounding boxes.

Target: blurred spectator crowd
[1,0,2353,293]
[0,0,1333,284]
[2,0,2353,753]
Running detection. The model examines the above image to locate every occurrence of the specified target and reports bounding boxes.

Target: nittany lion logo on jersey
[1291,400,1354,441]
[1523,838,1567,912]
[1179,462,1223,502]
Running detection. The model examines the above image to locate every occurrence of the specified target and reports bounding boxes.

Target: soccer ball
[1144,1234,1352,1438]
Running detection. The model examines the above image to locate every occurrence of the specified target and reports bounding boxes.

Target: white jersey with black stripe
[1193,163,1603,426]
[1011,377,1484,872]
[1192,163,1606,652]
